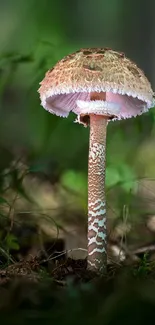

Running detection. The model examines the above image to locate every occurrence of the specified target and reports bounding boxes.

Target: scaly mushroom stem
[87,114,108,273]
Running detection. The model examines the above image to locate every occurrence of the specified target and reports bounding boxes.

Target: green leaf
[106,166,121,188]
[61,170,87,196]
[118,164,137,192]
[4,234,19,251]
[106,164,138,193]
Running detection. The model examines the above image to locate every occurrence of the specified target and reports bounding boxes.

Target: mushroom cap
[38,48,154,121]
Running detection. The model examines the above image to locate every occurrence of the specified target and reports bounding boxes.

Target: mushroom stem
[88,114,108,273]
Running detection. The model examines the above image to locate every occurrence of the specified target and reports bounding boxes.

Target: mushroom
[38,48,154,273]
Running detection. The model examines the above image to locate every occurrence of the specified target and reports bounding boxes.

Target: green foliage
[106,165,121,188]
[4,233,19,251]
[106,163,137,193]
[61,170,87,196]
[133,253,155,278]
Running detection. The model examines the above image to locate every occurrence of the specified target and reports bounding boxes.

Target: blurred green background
[0,0,155,259]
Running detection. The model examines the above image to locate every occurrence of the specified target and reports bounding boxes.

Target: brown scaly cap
[38,48,154,120]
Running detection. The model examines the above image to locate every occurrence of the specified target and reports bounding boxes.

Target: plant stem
[87,114,108,273]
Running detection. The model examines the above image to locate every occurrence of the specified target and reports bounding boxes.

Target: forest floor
[0,254,155,325]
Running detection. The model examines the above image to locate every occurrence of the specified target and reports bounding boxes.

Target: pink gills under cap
[38,48,154,122]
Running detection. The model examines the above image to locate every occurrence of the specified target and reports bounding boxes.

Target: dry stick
[132,244,155,256]
[43,248,87,262]
[88,110,108,273]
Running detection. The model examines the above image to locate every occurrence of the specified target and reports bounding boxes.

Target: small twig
[132,244,155,256]
[42,248,87,263]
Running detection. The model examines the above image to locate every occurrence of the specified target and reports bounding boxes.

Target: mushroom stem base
[87,114,108,273]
